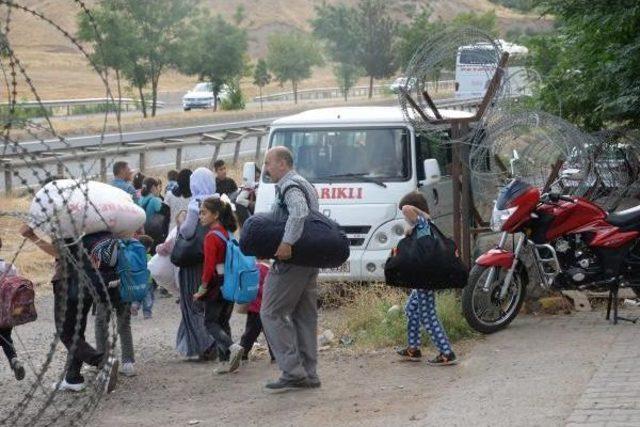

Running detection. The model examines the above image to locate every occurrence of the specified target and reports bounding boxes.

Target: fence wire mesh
[0,2,127,426]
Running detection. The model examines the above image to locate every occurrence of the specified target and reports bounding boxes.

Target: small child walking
[239,260,275,362]
[131,235,155,319]
[396,192,457,366]
[0,237,26,381]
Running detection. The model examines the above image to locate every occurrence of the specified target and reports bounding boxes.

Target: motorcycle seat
[607,205,640,228]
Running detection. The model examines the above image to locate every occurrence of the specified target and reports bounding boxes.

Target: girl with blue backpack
[194,197,244,374]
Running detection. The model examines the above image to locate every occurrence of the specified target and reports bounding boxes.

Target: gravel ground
[1,291,637,427]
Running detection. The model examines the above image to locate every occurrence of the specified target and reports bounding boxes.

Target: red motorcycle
[463,179,640,334]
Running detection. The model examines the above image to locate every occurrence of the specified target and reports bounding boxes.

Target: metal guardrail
[254,80,456,102]
[1,97,482,195]
[1,98,165,116]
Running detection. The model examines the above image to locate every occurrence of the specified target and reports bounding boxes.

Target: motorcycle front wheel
[462,264,528,334]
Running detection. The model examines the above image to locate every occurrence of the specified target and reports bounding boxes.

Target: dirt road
[2,292,636,427]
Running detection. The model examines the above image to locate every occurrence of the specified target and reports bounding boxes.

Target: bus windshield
[267,128,411,183]
[458,47,499,65]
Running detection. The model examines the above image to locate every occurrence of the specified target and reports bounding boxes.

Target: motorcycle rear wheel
[462,264,527,334]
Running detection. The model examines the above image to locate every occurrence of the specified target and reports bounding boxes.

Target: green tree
[354,0,399,98]
[80,0,196,117]
[397,11,446,70]
[179,14,248,111]
[452,10,500,38]
[266,33,323,104]
[77,5,147,116]
[528,0,640,130]
[311,3,362,101]
[253,58,271,110]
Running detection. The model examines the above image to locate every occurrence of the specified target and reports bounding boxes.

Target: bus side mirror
[421,159,441,186]
[242,162,257,187]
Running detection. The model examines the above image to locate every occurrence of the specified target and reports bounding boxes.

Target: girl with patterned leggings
[395,192,457,366]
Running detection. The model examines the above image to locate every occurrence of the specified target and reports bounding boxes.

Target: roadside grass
[330,283,476,349]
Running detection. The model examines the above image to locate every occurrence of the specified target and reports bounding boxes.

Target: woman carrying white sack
[24,179,146,391]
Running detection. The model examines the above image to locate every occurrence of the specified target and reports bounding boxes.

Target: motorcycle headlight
[490,205,517,232]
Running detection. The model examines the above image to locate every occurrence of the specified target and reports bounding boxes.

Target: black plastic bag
[384,221,468,290]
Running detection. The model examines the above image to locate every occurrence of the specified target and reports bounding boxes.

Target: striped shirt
[274,170,319,245]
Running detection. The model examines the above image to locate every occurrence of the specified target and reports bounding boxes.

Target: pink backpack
[0,276,37,328]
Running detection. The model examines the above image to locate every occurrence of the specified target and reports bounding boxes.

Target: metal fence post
[139,151,146,173]
[255,135,263,162]
[233,139,242,165]
[209,142,222,169]
[4,162,13,196]
[176,147,182,170]
[100,157,107,182]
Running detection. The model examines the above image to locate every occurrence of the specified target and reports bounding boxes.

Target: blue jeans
[405,289,453,355]
[133,282,156,318]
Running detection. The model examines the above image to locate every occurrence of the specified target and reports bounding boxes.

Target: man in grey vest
[261,146,321,392]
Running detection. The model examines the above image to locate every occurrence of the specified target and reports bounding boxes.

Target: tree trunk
[137,84,147,118]
[115,69,122,123]
[293,81,298,104]
[259,86,263,111]
[151,73,159,117]
[368,75,374,99]
[213,88,218,112]
[344,86,348,102]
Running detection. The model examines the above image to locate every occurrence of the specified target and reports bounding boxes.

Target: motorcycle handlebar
[542,193,575,203]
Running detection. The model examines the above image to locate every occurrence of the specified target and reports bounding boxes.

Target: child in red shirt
[240,260,275,362]
[194,197,244,374]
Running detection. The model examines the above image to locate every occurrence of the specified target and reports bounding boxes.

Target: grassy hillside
[0,0,548,99]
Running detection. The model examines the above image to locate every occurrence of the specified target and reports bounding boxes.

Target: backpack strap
[211,230,229,243]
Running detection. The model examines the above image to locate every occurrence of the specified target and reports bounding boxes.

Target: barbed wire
[0,1,128,426]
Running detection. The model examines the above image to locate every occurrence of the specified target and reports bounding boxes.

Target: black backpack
[384,221,468,290]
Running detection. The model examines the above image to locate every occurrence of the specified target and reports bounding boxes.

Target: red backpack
[0,276,37,328]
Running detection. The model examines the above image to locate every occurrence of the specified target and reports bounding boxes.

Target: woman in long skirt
[175,167,217,358]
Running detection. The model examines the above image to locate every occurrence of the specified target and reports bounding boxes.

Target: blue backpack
[212,231,260,304]
[117,239,150,303]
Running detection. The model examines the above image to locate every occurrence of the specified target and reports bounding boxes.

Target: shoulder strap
[211,230,229,244]
[278,184,311,207]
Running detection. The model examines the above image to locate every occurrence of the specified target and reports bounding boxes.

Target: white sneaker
[228,343,244,374]
[52,379,86,392]
[120,362,136,377]
[214,362,230,375]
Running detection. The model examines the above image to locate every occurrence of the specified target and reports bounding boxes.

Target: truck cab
[244,106,473,281]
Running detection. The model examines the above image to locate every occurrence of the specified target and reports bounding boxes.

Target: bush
[334,283,476,349]
[221,82,245,111]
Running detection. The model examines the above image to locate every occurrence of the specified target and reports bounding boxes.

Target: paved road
[567,321,640,426]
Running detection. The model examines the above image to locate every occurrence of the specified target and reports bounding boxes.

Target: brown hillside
[1,0,548,99]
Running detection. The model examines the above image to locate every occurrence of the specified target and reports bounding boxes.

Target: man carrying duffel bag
[385,192,468,366]
[260,147,322,392]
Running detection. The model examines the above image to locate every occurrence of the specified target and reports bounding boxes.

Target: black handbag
[239,185,350,268]
[170,223,209,268]
[384,221,468,290]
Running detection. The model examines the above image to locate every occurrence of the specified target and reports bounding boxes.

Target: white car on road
[182,82,230,111]
[389,77,417,93]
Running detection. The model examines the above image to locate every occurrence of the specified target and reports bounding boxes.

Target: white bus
[454,39,529,99]
[242,106,474,282]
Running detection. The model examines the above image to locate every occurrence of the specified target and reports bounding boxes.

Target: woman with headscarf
[164,169,192,230]
[175,167,218,360]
